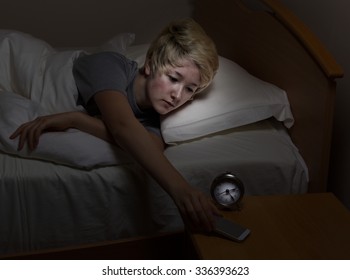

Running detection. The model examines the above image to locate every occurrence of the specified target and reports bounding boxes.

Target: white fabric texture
[0,31,134,168]
[0,119,308,255]
[0,92,132,168]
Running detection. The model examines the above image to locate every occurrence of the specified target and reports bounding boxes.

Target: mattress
[0,119,308,255]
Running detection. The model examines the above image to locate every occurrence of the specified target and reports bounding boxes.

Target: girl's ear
[144,59,152,76]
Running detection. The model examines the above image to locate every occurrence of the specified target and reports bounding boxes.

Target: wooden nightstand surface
[190,193,350,259]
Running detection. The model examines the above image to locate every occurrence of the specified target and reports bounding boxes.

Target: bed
[0,0,343,256]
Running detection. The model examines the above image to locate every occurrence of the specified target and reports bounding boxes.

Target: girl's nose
[171,85,182,101]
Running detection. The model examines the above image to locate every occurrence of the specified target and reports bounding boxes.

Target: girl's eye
[186,87,195,93]
[168,75,178,82]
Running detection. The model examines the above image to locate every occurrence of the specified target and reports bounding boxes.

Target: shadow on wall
[0,0,193,47]
[279,0,350,210]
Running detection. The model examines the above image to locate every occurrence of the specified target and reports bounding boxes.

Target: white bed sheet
[0,119,308,255]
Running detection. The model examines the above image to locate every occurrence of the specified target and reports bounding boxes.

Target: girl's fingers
[194,196,213,231]
[12,124,28,150]
[9,123,27,139]
[10,114,71,151]
[181,193,218,232]
[10,119,45,150]
[18,124,32,151]
[9,129,18,139]
[28,121,43,150]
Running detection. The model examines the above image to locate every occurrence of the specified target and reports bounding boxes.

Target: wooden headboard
[193,0,343,193]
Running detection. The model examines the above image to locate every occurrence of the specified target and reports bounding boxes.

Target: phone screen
[214,217,250,242]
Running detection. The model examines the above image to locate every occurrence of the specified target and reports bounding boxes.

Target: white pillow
[126,45,294,144]
[161,56,294,143]
[0,92,132,168]
[0,31,136,168]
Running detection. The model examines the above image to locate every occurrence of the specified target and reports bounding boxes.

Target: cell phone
[214,217,250,242]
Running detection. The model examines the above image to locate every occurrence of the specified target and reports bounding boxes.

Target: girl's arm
[10,111,113,150]
[94,90,220,231]
[10,110,164,151]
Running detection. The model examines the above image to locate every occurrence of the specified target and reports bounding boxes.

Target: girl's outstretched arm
[10,89,220,231]
[94,90,221,231]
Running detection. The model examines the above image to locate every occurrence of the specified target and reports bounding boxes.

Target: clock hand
[218,188,236,195]
[218,190,229,195]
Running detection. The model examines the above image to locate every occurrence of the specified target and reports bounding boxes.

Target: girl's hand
[9,112,78,151]
[171,184,222,232]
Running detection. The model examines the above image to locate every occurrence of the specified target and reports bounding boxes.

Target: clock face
[210,173,244,208]
[213,182,241,206]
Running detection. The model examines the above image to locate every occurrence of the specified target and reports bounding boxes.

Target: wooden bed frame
[194,0,343,193]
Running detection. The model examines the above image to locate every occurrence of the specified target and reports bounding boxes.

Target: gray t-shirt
[73,52,161,136]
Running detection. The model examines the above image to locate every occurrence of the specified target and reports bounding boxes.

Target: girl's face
[144,58,201,115]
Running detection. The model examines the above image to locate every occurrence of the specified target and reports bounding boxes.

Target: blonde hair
[144,18,219,93]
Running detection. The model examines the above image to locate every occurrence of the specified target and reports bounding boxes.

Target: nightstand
[190,193,350,259]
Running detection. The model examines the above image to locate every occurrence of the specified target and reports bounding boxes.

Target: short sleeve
[73,52,137,106]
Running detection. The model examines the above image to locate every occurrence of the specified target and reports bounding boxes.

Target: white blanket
[0,119,308,255]
[0,31,134,168]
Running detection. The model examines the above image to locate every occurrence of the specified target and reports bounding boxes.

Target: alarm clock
[210,172,244,210]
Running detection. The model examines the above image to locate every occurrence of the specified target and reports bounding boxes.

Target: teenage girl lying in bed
[8,19,221,232]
